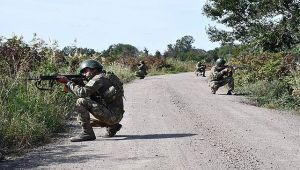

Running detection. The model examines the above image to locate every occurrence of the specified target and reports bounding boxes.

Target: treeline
[61,35,221,64]
[203,0,300,110]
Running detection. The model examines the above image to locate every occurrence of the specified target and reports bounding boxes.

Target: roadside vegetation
[231,52,300,111]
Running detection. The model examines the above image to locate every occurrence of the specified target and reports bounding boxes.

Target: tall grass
[148,58,195,75]
[0,77,75,155]
[236,79,300,111]
[232,53,300,112]
[105,63,136,83]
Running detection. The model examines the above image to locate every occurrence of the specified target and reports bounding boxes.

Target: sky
[0,0,220,54]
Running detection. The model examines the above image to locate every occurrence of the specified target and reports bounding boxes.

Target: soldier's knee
[226,77,234,83]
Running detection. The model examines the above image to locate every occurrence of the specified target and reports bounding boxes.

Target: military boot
[103,123,122,138]
[71,123,96,142]
[227,90,235,95]
[211,87,216,94]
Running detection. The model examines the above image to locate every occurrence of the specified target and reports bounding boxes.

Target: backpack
[102,71,124,103]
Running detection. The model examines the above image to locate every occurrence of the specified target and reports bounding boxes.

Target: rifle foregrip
[63,85,69,93]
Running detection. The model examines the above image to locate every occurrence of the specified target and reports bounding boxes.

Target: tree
[163,44,176,58]
[206,49,219,63]
[154,50,162,58]
[62,46,97,56]
[101,43,139,59]
[174,35,195,53]
[163,35,195,60]
[203,0,300,52]
[183,49,208,61]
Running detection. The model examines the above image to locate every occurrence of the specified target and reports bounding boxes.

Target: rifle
[28,74,86,91]
[217,65,246,77]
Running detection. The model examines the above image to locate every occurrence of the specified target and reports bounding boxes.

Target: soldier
[56,59,124,142]
[195,61,206,77]
[209,58,234,95]
[135,60,148,79]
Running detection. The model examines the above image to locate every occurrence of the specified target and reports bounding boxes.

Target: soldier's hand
[221,68,229,74]
[56,76,69,84]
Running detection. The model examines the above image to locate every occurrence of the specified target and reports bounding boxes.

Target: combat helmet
[79,59,103,74]
[215,58,226,66]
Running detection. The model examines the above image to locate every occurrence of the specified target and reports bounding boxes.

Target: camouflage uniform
[136,61,147,79]
[195,62,206,77]
[209,65,234,94]
[66,73,124,140]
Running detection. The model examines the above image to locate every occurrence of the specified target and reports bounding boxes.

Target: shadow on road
[0,144,107,170]
[108,133,197,141]
[217,93,247,96]
[135,77,163,81]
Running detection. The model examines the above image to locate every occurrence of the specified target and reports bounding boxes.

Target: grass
[105,63,136,83]
[148,58,195,76]
[0,77,73,156]
[235,79,300,111]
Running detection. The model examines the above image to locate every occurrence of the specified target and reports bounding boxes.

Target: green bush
[105,63,136,83]
[236,79,300,111]
[230,52,295,83]
[0,77,74,154]
[232,52,300,111]
[148,58,194,75]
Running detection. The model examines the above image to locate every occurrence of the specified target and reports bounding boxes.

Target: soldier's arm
[213,67,226,79]
[66,76,104,98]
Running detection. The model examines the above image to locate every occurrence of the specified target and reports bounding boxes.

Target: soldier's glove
[221,68,229,75]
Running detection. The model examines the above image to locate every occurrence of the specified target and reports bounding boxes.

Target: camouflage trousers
[195,68,205,76]
[195,67,205,72]
[75,98,124,127]
[210,77,234,93]
[135,70,147,77]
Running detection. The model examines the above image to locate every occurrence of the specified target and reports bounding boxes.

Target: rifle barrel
[28,75,84,80]
[27,74,86,90]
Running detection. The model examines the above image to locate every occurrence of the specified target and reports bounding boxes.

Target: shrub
[231,52,298,85]
[0,77,73,154]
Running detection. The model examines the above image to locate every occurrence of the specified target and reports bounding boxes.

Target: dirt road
[1,72,300,170]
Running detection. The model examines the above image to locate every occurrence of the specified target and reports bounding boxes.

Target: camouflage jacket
[138,64,147,73]
[209,66,226,81]
[196,63,206,69]
[66,73,124,110]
